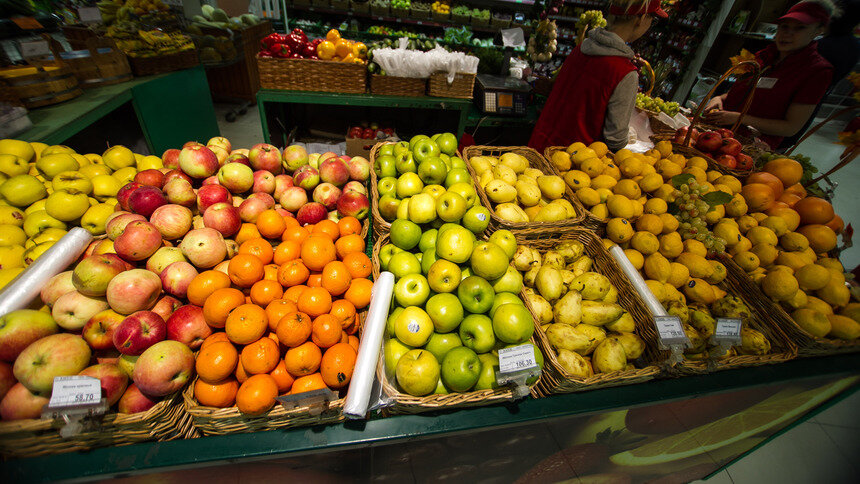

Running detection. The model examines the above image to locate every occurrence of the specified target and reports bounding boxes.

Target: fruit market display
[391,0,411,10]
[349,125,395,141]
[431,1,450,15]
[514,240,647,377]
[671,127,754,171]
[97,0,170,24]
[528,19,558,63]
[576,9,606,33]
[190,4,261,30]
[635,93,681,117]
[259,28,367,64]
[106,25,195,58]
[468,151,578,223]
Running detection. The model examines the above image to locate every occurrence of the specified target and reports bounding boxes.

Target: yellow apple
[52,171,93,195]
[29,142,48,161]
[0,224,26,247]
[85,153,103,164]
[27,227,67,248]
[23,210,67,237]
[0,267,24,288]
[36,153,79,180]
[81,203,116,235]
[45,189,90,222]
[24,199,47,216]
[80,164,111,179]
[23,241,54,266]
[41,145,75,156]
[72,154,90,166]
[102,145,136,171]
[0,206,24,226]
[0,153,29,177]
[137,155,163,170]
[0,244,25,268]
[0,175,48,207]
[0,139,35,162]
[112,167,137,184]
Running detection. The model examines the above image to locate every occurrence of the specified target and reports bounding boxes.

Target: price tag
[277,388,338,416]
[712,318,743,345]
[498,344,538,373]
[78,7,101,24]
[12,17,44,30]
[49,376,101,407]
[655,315,688,349]
[18,39,51,59]
[416,21,422,25]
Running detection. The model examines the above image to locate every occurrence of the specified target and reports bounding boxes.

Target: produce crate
[0,389,195,458]
[369,74,426,97]
[0,62,82,109]
[351,0,371,14]
[471,16,490,27]
[452,12,471,24]
[391,6,409,17]
[427,71,475,99]
[543,145,606,233]
[330,0,350,9]
[431,10,450,21]
[462,145,586,234]
[128,49,199,77]
[207,21,273,102]
[371,233,541,414]
[411,7,431,19]
[45,36,132,89]
[371,3,391,16]
[516,230,667,396]
[61,24,99,51]
[491,17,511,29]
[257,55,367,94]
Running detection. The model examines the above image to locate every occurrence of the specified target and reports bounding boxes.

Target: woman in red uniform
[704,0,837,150]
[529,0,666,153]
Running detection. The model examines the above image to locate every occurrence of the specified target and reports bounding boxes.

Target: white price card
[498,344,538,373]
[713,318,743,345]
[654,315,689,349]
[49,376,101,407]
[78,7,101,23]
[18,39,50,59]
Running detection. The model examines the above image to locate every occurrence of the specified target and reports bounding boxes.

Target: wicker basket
[45,35,132,89]
[491,17,511,29]
[427,71,475,99]
[516,230,667,395]
[351,0,371,14]
[452,12,470,24]
[411,8,431,19]
[129,49,199,77]
[432,10,450,21]
[543,145,605,233]
[462,145,586,233]
[61,24,99,51]
[257,55,367,93]
[370,74,426,96]
[391,6,409,17]
[371,3,390,16]
[0,389,194,458]
[471,16,490,27]
[0,61,82,109]
[330,0,350,9]
[371,234,540,414]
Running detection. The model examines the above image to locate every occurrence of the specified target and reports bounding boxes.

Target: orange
[201,332,231,349]
[330,299,356,329]
[766,206,801,232]
[239,238,274,265]
[276,311,313,347]
[250,279,283,307]
[345,318,359,335]
[187,270,231,306]
[284,341,322,377]
[740,183,775,212]
[825,214,844,234]
[277,259,310,287]
[344,278,373,309]
[265,299,298,330]
[281,226,309,245]
[312,220,340,242]
[269,360,294,394]
[794,197,835,225]
[335,234,365,259]
[256,209,287,239]
[778,192,802,207]
[322,261,352,296]
[273,240,301,265]
[196,341,239,383]
[342,252,372,279]
[347,335,359,353]
[240,337,280,375]
[213,260,230,275]
[797,224,838,253]
[236,374,279,415]
[225,304,269,345]
[340,331,349,344]
[291,373,327,394]
[228,253,265,288]
[235,223,262,245]
[302,235,336,271]
[311,314,341,348]
[307,273,322,287]
[284,285,307,303]
[784,183,808,198]
[194,377,239,407]
[304,223,316,232]
[235,358,249,383]
[263,264,279,281]
[338,216,361,237]
[267,331,280,346]
[320,342,357,389]
[745,172,784,200]
[297,286,332,317]
[764,158,803,187]
[284,216,299,228]
[203,287,246,328]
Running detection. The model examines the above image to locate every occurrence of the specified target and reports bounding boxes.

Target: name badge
[757,77,778,89]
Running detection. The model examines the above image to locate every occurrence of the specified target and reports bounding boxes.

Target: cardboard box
[345,132,399,159]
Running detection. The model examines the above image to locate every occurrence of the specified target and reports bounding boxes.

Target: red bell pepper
[291,28,307,44]
[270,43,291,58]
[260,33,284,51]
[361,128,375,139]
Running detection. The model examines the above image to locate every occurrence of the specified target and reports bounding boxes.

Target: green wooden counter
[16,66,220,155]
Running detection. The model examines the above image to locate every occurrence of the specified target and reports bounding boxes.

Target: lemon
[707,260,727,284]
[602,163,622,180]
[655,160,682,179]
[615,148,633,162]
[564,170,591,190]
[839,303,860,323]
[712,183,733,195]
[643,198,667,215]
[630,231,659,255]
[613,179,641,199]
[640,164,657,176]
[580,157,604,177]
[624,248,644,270]
[816,277,850,307]
[643,252,672,282]
[633,213,661,234]
[759,216,788,237]
[761,270,799,301]
[683,166,707,184]
[747,226,778,247]
[652,184,677,203]
[638,173,663,193]
[619,157,644,178]
[736,215,758,234]
[712,222,742,247]
[776,232,807,252]
[684,278,716,304]
[591,203,609,219]
[591,175,618,191]
[776,251,807,272]
[655,140,673,157]
[729,236,753,255]
[805,296,834,315]
[724,194,748,218]
[713,175,741,193]
[827,314,860,340]
[734,251,760,272]
[659,232,684,259]
[785,288,808,310]
[794,263,831,292]
[791,308,831,337]
[667,262,690,288]
[566,142,587,156]
[676,252,713,279]
[659,213,679,234]
[576,187,601,207]
[631,199,644,219]
[595,187,613,203]
[750,243,778,266]
[589,142,608,157]
[606,217,634,243]
[816,257,844,273]
[605,195,634,219]
[704,205,726,224]
[682,239,707,258]
[645,279,668,302]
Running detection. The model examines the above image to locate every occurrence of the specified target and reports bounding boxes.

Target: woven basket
[0,389,194,458]
[0,61,82,109]
[462,145,586,233]
[392,6,409,17]
[371,234,540,414]
[257,55,367,94]
[515,230,667,395]
[351,0,371,14]
[370,74,426,97]
[411,8,431,19]
[371,3,390,16]
[330,0,350,8]
[543,145,605,233]
[45,35,132,89]
[491,17,511,29]
[432,10,450,21]
[427,72,475,99]
[471,16,490,27]
[452,12,470,24]
[129,49,199,77]
[61,24,99,51]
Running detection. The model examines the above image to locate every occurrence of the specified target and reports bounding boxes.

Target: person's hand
[703,96,724,112]
[704,110,740,126]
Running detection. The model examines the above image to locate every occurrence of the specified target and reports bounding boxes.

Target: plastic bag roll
[0,227,92,317]
[608,245,667,317]
[343,272,394,419]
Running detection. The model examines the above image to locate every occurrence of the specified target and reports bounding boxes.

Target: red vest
[529,47,637,152]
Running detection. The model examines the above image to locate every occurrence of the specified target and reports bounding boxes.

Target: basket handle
[785,105,860,155]
[634,57,655,97]
[684,60,761,146]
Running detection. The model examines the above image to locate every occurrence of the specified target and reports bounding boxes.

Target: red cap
[609,0,669,18]
[778,2,831,25]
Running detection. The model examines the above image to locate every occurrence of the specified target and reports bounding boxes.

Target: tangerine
[202,287,246,328]
[196,341,239,383]
[746,172,784,199]
[225,304,269,345]
[344,278,373,309]
[249,279,284,306]
[284,216,299,228]
[283,285,307,303]
[740,183,775,212]
[307,273,322,287]
[825,214,844,234]
[284,341,322,377]
[201,332,231,349]
[235,223,262,245]
[273,240,301,265]
[236,374,278,415]
[235,358,249,383]
[342,252,372,279]
[338,216,361,237]
[269,359,294,394]
[330,299,356,329]
[311,314,341,348]
[763,158,803,187]
[347,335,359,353]
[263,264,279,281]
[794,197,835,225]
[281,226,309,245]
[265,299,298,330]
[228,253,265,288]
[297,286,332,317]
[291,373,327,394]
[276,311,312,347]
[301,235,336,271]
[213,260,230,275]
[240,337,280,375]
[238,238,274,264]
[277,259,310,287]
[322,261,352,296]
[194,377,239,408]
[784,183,808,198]
[312,219,340,241]
[335,234,365,259]
[256,210,287,239]
[320,342,357,389]
[187,270,231,306]
[797,224,838,253]
[766,206,801,232]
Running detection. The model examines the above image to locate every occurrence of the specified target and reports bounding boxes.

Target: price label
[78,7,101,23]
[49,376,101,407]
[713,318,743,345]
[18,39,50,59]
[655,315,689,350]
[12,17,44,30]
[498,344,538,373]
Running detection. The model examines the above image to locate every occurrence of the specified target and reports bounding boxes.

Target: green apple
[389,219,422,250]
[462,206,491,234]
[412,139,441,164]
[52,171,93,195]
[431,133,441,143]
[396,172,424,198]
[102,145,136,171]
[395,349,439,396]
[91,174,121,202]
[490,265,524,294]
[490,292,525,318]
[80,203,116,235]
[474,353,500,390]
[0,175,47,208]
[396,198,410,219]
[492,303,535,344]
[45,189,90,222]
[436,133,458,156]
[384,337,412,380]
[22,210,66,237]
[447,182,478,208]
[425,332,463,362]
[378,195,400,222]
[417,157,448,185]
[450,156,467,170]
[419,229,438,252]
[407,193,436,224]
[409,135,430,151]
[379,143,395,157]
[394,152,416,174]
[427,259,461,293]
[488,230,518,259]
[460,267,473,280]
[386,307,404,337]
[415,252,423,264]
[426,293,464,333]
[470,242,509,280]
[374,154,397,178]
[394,274,431,307]
[394,307,434,347]
[437,222,460,236]
[458,314,496,353]
[422,184,446,199]
[457,276,495,314]
[444,168,471,188]
[441,346,481,392]
[435,192,467,223]
[392,141,410,157]
[434,378,449,394]
[378,243,403,271]
[0,154,28,177]
[420,248,438,274]
[436,225,474,263]
[377,177,397,197]
[36,153,79,180]
[388,251,421,279]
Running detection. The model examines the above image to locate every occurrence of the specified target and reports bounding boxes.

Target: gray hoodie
[580,28,639,152]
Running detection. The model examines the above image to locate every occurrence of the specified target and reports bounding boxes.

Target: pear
[478,170,494,189]
[605,311,635,332]
[515,180,541,207]
[574,324,606,355]
[553,290,582,325]
[499,152,528,174]
[567,255,593,275]
[560,269,576,288]
[491,265,523,293]
[550,151,572,172]
[495,203,528,222]
[592,338,627,373]
[546,323,590,352]
[525,291,553,325]
[556,349,593,378]
[523,264,540,288]
[524,168,544,179]
[469,156,493,175]
[557,240,585,262]
[570,272,612,300]
[689,309,716,341]
[534,202,568,222]
[739,327,771,355]
[609,333,645,359]
[683,324,706,353]
[492,165,517,185]
[536,265,563,301]
[485,180,517,203]
[602,285,618,303]
[581,301,624,326]
[543,250,565,269]
[513,245,540,271]
[537,175,566,200]
[554,199,578,218]
[517,173,536,184]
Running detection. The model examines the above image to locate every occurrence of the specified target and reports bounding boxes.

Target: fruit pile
[528,19,558,63]
[107,27,195,58]
[259,29,367,64]
[97,0,169,24]
[514,240,647,377]
[674,127,753,171]
[635,93,680,117]
[431,1,450,14]
[348,125,395,140]
[468,151,577,223]
[576,9,606,31]
[391,0,411,9]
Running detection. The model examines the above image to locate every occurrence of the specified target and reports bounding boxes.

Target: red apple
[203,202,242,237]
[346,156,371,181]
[225,153,250,166]
[106,213,146,241]
[116,182,143,211]
[716,154,737,169]
[282,145,309,171]
[0,383,49,420]
[160,261,198,299]
[163,169,192,185]
[0,309,59,362]
[145,247,186,276]
[318,151,338,164]
[207,136,231,153]
[231,148,249,157]
[179,228,227,269]
[163,178,196,207]
[117,383,160,413]
[115,220,162,261]
[209,145,229,166]
[52,291,110,331]
[336,191,369,220]
[196,184,232,213]
[225,239,239,259]
[151,296,182,321]
[178,145,219,179]
[695,132,722,152]
[736,153,754,170]
[82,309,125,350]
[342,180,368,196]
[128,186,168,218]
[239,197,269,223]
[201,175,220,186]
[312,183,341,210]
[79,363,128,406]
[134,169,165,189]
[133,340,194,397]
[297,202,328,226]
[294,165,320,190]
[319,157,349,187]
[719,138,742,157]
[166,305,211,349]
[106,269,162,315]
[95,348,121,365]
[308,153,321,169]
[0,362,14,401]
[248,143,282,174]
[672,126,699,145]
[113,311,166,356]
[161,149,181,169]
[253,170,276,194]
[273,174,294,200]
[217,162,254,193]
[13,333,91,394]
[40,271,76,306]
[72,253,127,297]
[716,128,734,139]
[149,204,193,240]
[182,141,203,149]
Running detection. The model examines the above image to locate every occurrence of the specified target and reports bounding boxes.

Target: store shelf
[548,15,579,22]
[563,0,605,6]
[288,4,499,33]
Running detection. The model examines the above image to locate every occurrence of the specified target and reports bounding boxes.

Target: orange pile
[191,212,369,415]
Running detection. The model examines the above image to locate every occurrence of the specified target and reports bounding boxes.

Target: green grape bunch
[576,10,606,31]
[636,93,680,116]
[673,179,728,253]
